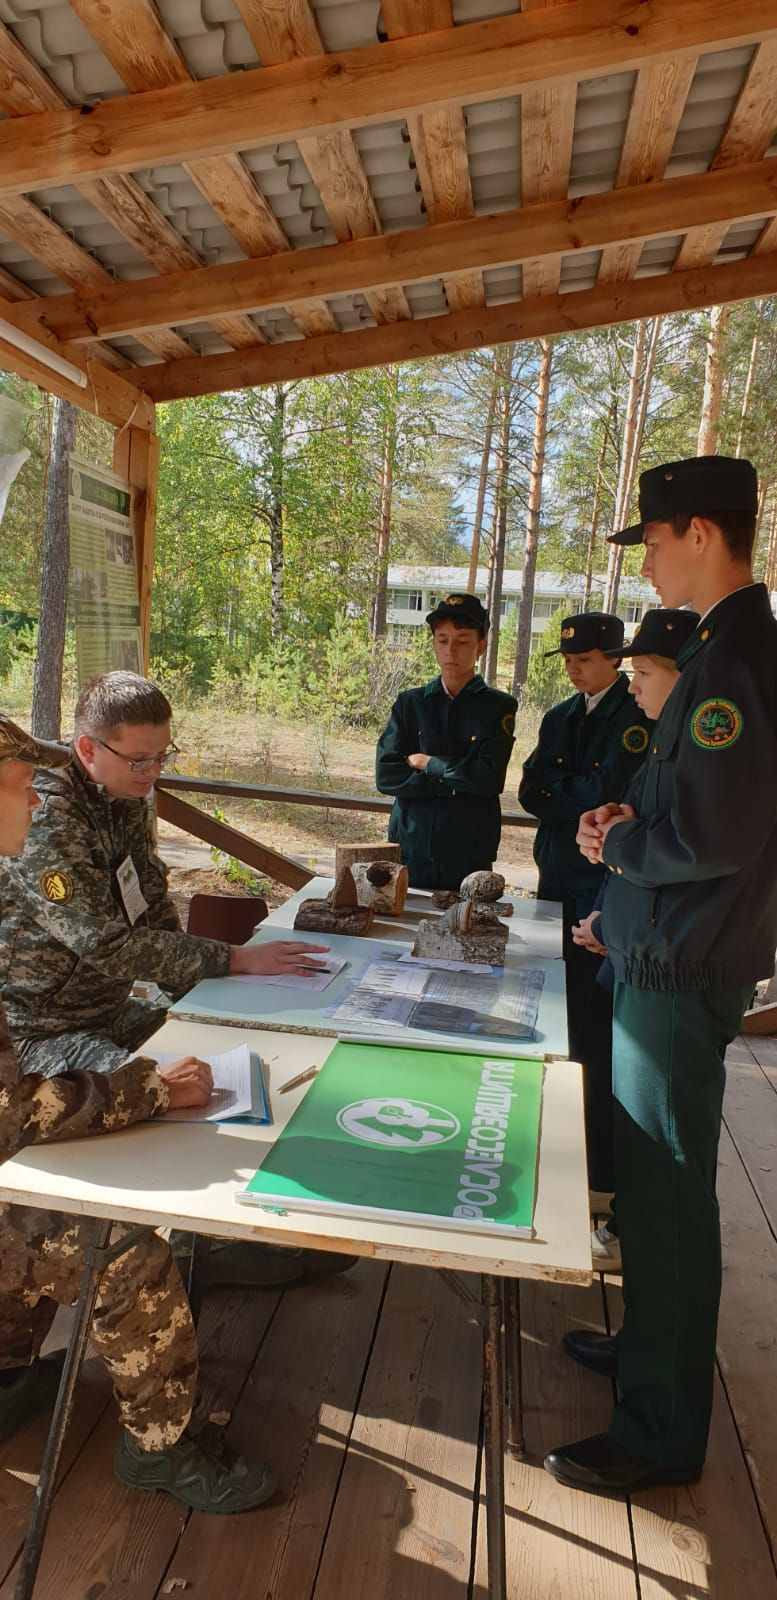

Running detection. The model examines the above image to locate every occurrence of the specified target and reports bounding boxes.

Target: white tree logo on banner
[337,1097,460,1150]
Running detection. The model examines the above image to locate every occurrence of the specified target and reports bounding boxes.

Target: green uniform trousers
[562,898,615,1194]
[609,980,751,1468]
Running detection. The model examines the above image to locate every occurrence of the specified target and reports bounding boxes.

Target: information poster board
[241,1040,544,1237]
[68,457,141,683]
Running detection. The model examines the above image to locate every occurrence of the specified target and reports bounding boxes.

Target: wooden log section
[335,842,402,874]
[351,861,409,915]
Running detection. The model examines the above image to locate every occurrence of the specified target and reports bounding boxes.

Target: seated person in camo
[0,671,356,1290]
[375,593,517,891]
[0,711,275,1515]
[0,670,327,1077]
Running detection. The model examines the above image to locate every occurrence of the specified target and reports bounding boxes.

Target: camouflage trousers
[17,996,169,1077]
[0,1203,197,1450]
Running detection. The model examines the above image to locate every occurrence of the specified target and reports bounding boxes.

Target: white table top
[0,1016,591,1284]
[171,882,569,1059]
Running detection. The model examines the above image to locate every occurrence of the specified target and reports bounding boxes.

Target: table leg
[14,1220,146,1600]
[504,1278,526,1459]
[187,1234,212,1326]
[482,1273,507,1600]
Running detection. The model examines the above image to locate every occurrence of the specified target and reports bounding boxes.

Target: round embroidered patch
[690,698,743,750]
[39,869,74,904]
[501,712,516,736]
[622,725,649,754]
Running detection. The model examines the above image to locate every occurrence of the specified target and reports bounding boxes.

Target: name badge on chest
[116,853,148,925]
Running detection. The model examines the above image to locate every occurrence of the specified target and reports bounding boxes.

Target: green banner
[242,1041,544,1236]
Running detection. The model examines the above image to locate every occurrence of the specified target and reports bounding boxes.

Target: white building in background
[386,566,657,651]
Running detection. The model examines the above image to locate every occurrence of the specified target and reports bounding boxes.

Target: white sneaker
[591,1225,622,1275]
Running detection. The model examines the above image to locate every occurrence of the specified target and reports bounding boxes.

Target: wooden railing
[155,774,537,891]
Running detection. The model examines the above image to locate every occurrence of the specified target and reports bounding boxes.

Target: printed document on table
[228,956,346,992]
[154,1043,254,1122]
[328,960,545,1040]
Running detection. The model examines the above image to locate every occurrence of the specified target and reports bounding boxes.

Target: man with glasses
[0,671,328,1078]
[0,711,275,1509]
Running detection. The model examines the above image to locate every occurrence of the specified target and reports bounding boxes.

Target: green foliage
[208,805,271,894]
[525,610,571,711]
[4,293,777,738]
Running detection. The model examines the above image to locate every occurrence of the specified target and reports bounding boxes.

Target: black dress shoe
[563,1329,618,1378]
[204,1242,357,1290]
[544,1432,701,1495]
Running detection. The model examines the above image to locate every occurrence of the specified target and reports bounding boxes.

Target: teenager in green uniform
[519,613,650,1200]
[546,455,777,1493]
[571,607,700,1278]
[375,594,517,890]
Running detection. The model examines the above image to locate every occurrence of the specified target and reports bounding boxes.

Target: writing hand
[158,1055,214,1109]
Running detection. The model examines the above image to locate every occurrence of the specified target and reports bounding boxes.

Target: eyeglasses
[95,737,180,775]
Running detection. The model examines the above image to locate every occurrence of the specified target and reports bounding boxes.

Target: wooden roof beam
[675,39,777,270]
[0,296,153,426]
[69,0,334,340]
[19,155,777,345]
[0,21,193,363]
[137,250,777,403]
[235,0,409,325]
[382,0,483,312]
[0,0,773,194]
[597,56,697,283]
[520,0,577,298]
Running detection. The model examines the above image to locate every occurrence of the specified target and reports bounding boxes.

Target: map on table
[240,1040,544,1237]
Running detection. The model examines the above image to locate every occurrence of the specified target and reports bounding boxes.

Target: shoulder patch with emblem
[622,724,649,754]
[39,869,74,904]
[690,698,743,750]
[501,712,516,736]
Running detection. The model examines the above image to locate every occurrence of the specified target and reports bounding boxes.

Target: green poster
[241,1041,544,1237]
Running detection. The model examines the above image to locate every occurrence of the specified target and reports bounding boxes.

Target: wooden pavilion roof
[0,0,775,422]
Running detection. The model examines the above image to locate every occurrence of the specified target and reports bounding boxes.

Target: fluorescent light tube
[0,317,88,389]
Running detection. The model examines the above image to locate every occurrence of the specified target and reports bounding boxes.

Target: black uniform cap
[426,592,490,635]
[603,608,701,661]
[0,712,71,769]
[545,611,624,657]
[609,455,758,546]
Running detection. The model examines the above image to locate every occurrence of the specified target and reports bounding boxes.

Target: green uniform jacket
[0,760,230,1045]
[519,673,650,908]
[601,584,777,991]
[375,674,517,890]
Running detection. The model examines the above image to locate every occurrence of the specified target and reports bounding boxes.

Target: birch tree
[513,337,553,696]
[697,303,730,456]
[604,317,663,611]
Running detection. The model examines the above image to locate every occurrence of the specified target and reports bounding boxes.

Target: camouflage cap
[0,713,71,769]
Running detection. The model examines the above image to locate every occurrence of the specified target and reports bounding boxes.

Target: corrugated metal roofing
[0,1,770,368]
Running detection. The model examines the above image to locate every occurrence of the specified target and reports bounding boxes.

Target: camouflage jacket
[0,760,230,1041]
[0,993,166,1166]
[0,992,167,1247]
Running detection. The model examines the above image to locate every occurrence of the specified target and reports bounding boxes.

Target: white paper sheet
[227,955,346,992]
[154,1043,254,1123]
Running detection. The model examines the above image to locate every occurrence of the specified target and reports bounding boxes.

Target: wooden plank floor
[2,1035,776,1599]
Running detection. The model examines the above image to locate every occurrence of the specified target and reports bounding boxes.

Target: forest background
[0,298,775,882]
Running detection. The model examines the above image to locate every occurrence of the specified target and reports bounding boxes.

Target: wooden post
[113,419,159,670]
